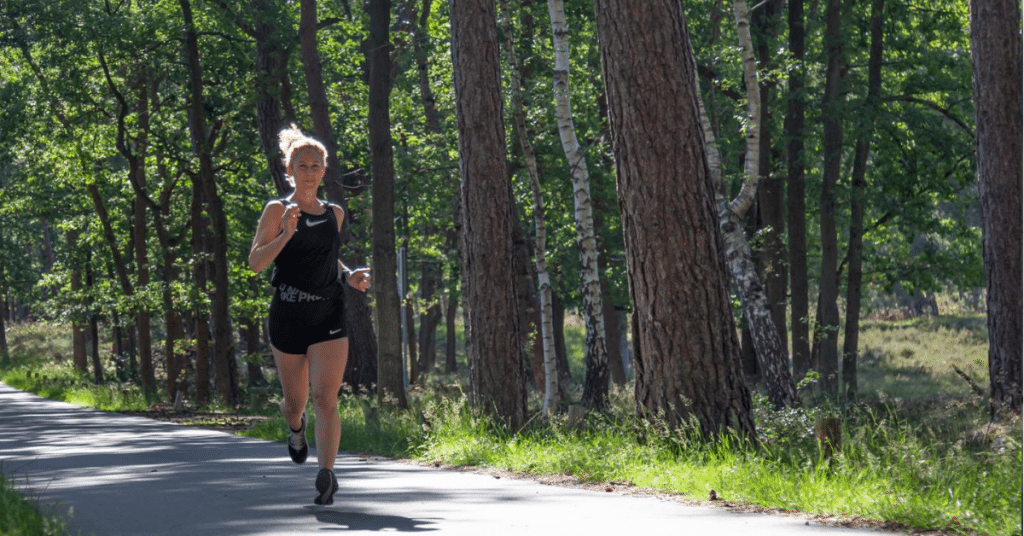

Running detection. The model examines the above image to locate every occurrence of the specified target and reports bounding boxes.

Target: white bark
[498,0,559,416]
[548,0,609,408]
[696,0,799,409]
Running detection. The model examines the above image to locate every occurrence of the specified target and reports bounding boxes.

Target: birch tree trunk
[702,0,798,409]
[498,0,558,416]
[548,0,609,409]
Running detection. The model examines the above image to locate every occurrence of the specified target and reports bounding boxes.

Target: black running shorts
[268,283,348,355]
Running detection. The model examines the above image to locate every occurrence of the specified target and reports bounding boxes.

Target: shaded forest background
[0,0,1010,420]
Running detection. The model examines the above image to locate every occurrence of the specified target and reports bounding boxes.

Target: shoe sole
[314,469,338,506]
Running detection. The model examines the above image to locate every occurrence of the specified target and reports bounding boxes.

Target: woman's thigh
[273,346,310,406]
[307,337,349,403]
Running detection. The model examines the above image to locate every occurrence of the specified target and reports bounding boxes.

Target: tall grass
[3,318,1021,536]
[0,470,67,536]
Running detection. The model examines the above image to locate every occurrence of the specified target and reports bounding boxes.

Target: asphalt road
[0,382,896,536]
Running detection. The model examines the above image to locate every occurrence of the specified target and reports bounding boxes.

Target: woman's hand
[281,203,300,238]
[346,267,372,293]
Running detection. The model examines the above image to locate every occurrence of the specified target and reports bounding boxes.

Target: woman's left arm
[332,204,372,293]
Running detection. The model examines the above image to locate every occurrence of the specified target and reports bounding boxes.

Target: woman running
[248,124,371,506]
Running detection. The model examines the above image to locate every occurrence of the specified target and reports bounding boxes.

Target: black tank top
[270,200,342,297]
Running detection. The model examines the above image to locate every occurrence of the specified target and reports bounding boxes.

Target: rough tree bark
[298,0,379,394]
[785,0,811,382]
[497,0,558,416]
[181,0,238,406]
[593,0,754,438]
[450,0,526,430]
[364,0,406,406]
[548,0,609,409]
[969,0,1023,418]
[842,0,884,401]
[818,0,844,398]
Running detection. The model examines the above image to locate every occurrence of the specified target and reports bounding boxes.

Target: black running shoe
[287,410,308,464]
[314,468,338,505]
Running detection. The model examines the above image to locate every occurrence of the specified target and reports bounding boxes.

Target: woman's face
[289,147,326,190]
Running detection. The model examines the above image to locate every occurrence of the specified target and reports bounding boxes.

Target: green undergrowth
[3,319,1021,536]
[0,469,68,536]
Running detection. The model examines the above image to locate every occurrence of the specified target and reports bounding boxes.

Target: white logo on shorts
[329,328,343,335]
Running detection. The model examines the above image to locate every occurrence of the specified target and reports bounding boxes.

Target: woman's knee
[310,389,339,415]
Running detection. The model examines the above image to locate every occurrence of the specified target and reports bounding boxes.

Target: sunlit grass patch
[0,469,68,536]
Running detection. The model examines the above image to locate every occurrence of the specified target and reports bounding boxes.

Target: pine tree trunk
[181,0,237,406]
[548,0,609,409]
[969,0,1023,418]
[593,0,754,437]
[753,0,788,364]
[450,0,526,429]
[498,0,558,415]
[363,0,406,406]
[818,0,845,398]
[253,0,290,195]
[785,0,811,383]
[132,78,157,397]
[67,230,89,373]
[842,0,884,401]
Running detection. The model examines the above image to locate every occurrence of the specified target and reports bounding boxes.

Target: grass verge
[1,319,1021,536]
[0,469,67,536]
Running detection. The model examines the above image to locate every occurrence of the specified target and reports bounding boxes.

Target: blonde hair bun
[278,123,328,181]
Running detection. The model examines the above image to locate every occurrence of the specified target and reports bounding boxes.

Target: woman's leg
[306,337,349,470]
[272,346,310,431]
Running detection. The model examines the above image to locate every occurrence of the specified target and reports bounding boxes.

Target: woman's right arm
[249,201,296,273]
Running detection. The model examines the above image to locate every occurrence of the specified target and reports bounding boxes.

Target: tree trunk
[419,262,443,374]
[548,0,609,410]
[697,0,797,409]
[85,258,104,384]
[298,0,380,395]
[0,277,7,366]
[253,0,291,195]
[593,0,754,437]
[600,254,626,386]
[181,0,238,406]
[450,0,526,429]
[818,0,845,398]
[842,0,884,402]
[785,0,811,383]
[969,0,1023,418]
[190,168,212,405]
[498,0,557,415]
[67,230,88,373]
[753,0,788,365]
[444,290,458,373]
[132,77,157,397]
[362,0,406,406]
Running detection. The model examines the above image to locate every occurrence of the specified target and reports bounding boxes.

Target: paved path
[0,382,894,536]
